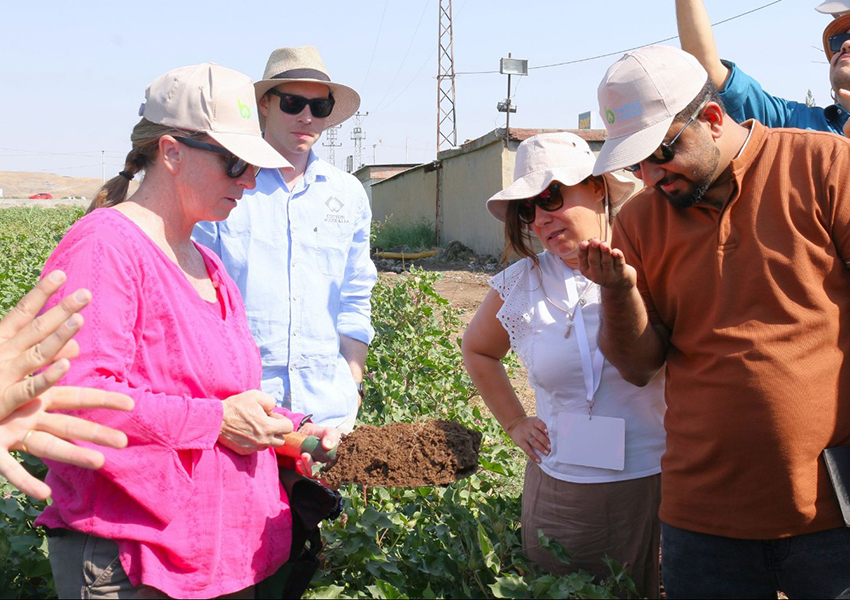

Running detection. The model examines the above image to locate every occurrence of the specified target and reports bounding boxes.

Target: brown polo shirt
[613,121,850,538]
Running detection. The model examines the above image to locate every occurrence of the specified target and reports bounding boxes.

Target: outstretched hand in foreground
[0,270,133,500]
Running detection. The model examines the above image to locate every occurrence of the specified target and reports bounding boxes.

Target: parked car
[29,193,53,200]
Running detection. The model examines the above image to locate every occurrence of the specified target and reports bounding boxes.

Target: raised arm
[676,0,731,90]
[462,289,549,462]
[578,239,668,386]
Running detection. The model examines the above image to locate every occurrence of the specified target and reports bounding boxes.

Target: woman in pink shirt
[35,63,339,599]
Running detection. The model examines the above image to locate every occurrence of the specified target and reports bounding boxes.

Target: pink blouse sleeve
[43,234,223,525]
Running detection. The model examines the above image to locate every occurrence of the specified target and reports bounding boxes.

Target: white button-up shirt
[193,151,377,427]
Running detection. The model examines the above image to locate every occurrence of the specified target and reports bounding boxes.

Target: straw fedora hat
[254,46,360,129]
[823,13,850,61]
[486,132,636,223]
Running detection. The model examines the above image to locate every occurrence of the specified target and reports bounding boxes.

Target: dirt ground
[377,260,536,417]
[322,420,482,489]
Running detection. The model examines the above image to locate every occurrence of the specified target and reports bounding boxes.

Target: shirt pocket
[315,227,352,277]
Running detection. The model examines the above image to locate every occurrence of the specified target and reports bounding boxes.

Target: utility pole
[437,0,458,153]
[497,54,527,147]
[101,150,105,183]
[322,124,342,168]
[351,111,368,170]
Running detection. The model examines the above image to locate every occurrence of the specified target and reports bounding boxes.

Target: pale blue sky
[0,0,830,178]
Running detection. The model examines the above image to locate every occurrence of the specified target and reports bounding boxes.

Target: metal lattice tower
[437,0,458,153]
[350,111,368,170]
[322,125,342,168]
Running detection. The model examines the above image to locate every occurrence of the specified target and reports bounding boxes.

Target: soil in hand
[321,419,482,489]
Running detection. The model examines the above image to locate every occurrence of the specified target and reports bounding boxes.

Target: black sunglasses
[267,90,335,118]
[830,32,850,54]
[516,183,564,224]
[173,136,258,179]
[624,98,709,173]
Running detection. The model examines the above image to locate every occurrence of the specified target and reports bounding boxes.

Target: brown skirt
[521,460,662,598]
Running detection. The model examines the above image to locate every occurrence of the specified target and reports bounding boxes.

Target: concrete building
[352,164,418,206]
[367,127,617,257]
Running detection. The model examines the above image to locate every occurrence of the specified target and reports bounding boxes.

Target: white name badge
[556,413,626,471]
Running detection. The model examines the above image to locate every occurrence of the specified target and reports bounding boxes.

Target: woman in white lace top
[462,132,666,597]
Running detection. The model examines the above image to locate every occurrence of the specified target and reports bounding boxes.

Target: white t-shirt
[490,251,666,483]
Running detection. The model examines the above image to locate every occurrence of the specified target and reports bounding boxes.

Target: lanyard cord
[566,274,605,418]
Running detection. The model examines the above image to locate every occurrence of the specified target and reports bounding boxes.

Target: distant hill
[0,171,138,200]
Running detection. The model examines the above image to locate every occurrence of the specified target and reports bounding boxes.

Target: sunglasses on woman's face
[267,90,335,118]
[173,136,258,179]
[517,183,564,224]
[830,32,850,54]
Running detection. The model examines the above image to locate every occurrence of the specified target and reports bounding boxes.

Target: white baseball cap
[486,132,635,222]
[816,1,850,16]
[593,45,707,176]
[140,63,291,170]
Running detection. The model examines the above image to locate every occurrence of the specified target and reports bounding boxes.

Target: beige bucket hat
[486,132,636,223]
[593,45,707,176]
[254,46,360,128]
[140,63,291,170]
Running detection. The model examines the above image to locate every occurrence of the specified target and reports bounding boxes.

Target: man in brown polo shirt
[579,44,850,598]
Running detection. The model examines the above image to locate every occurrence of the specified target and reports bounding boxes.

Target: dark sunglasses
[267,90,335,118]
[830,32,850,54]
[516,183,564,224]
[624,98,709,173]
[173,136,258,179]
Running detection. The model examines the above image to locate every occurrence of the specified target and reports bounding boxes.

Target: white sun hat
[140,63,291,170]
[593,45,707,176]
[486,132,635,223]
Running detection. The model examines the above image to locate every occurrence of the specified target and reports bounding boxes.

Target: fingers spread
[1,359,72,414]
[0,271,67,342]
[41,387,134,412]
[22,430,106,470]
[36,412,128,449]
[0,451,51,500]
[2,288,91,361]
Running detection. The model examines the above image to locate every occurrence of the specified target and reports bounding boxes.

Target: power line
[455,0,784,76]
[361,0,391,92]
[371,0,470,114]
[373,0,432,112]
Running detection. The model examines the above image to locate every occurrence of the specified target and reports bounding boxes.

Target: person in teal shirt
[676,0,850,134]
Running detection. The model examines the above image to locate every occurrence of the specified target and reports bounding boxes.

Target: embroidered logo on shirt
[324,196,349,224]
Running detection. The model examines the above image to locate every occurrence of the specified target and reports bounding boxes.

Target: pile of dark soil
[321,419,482,489]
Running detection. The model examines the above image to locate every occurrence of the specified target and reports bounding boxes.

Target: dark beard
[658,176,713,209]
[656,145,720,209]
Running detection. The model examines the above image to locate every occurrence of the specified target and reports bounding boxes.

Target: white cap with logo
[593,45,707,176]
[140,63,291,170]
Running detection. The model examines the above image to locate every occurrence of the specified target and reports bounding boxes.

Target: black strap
[270,68,331,82]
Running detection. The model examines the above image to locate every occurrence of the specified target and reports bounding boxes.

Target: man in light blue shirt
[194,46,376,431]
[675,0,850,134]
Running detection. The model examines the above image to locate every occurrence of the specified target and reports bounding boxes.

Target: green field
[0,207,630,599]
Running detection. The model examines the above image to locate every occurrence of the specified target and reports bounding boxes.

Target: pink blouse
[36,209,302,598]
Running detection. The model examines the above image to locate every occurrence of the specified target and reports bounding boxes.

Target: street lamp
[497,53,528,147]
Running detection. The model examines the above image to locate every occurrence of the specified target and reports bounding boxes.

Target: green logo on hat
[237,100,252,120]
[606,109,616,124]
